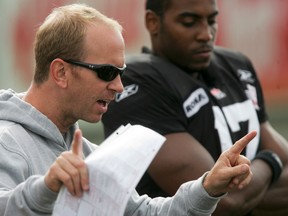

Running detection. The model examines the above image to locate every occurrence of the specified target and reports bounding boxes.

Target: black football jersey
[102,46,267,197]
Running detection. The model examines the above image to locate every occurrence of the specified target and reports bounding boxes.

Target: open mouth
[97,99,108,107]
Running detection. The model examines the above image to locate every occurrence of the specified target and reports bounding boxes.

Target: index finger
[71,129,83,157]
[229,131,257,155]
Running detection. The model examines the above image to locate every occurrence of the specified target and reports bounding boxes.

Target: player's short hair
[33,3,122,84]
[145,0,172,17]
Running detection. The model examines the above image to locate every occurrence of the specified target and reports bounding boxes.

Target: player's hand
[44,129,89,197]
[203,131,257,197]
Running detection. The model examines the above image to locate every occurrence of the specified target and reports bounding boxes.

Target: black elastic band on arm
[254,150,283,185]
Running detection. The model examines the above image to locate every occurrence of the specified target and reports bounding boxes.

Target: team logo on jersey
[245,84,260,110]
[237,69,255,83]
[115,84,139,102]
[183,88,209,118]
[210,88,226,100]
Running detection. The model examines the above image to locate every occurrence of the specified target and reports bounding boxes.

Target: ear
[50,59,68,88]
[145,10,160,35]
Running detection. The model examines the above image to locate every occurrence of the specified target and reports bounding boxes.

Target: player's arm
[250,121,288,216]
[148,132,215,195]
[147,132,275,216]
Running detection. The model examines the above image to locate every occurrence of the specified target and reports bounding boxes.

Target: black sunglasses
[62,59,126,82]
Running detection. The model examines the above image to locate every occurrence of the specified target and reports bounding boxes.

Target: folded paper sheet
[53,124,166,216]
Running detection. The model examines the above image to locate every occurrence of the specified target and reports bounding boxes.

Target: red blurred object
[12,0,287,104]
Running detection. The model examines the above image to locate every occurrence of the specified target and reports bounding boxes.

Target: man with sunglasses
[0,3,257,216]
[102,0,288,215]
[62,59,126,82]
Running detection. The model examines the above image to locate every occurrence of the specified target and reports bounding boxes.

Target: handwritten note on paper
[52,124,166,216]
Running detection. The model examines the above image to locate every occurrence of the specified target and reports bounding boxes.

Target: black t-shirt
[102,46,268,197]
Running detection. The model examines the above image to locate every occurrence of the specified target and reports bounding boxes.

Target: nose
[108,74,124,93]
[196,22,214,42]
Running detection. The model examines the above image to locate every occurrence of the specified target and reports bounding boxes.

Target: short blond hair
[33,3,122,84]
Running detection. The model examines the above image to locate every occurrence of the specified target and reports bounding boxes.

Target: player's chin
[190,62,210,71]
[189,57,211,70]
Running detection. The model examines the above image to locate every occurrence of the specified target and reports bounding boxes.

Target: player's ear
[145,10,160,35]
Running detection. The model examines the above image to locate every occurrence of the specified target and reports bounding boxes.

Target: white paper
[52,124,166,216]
